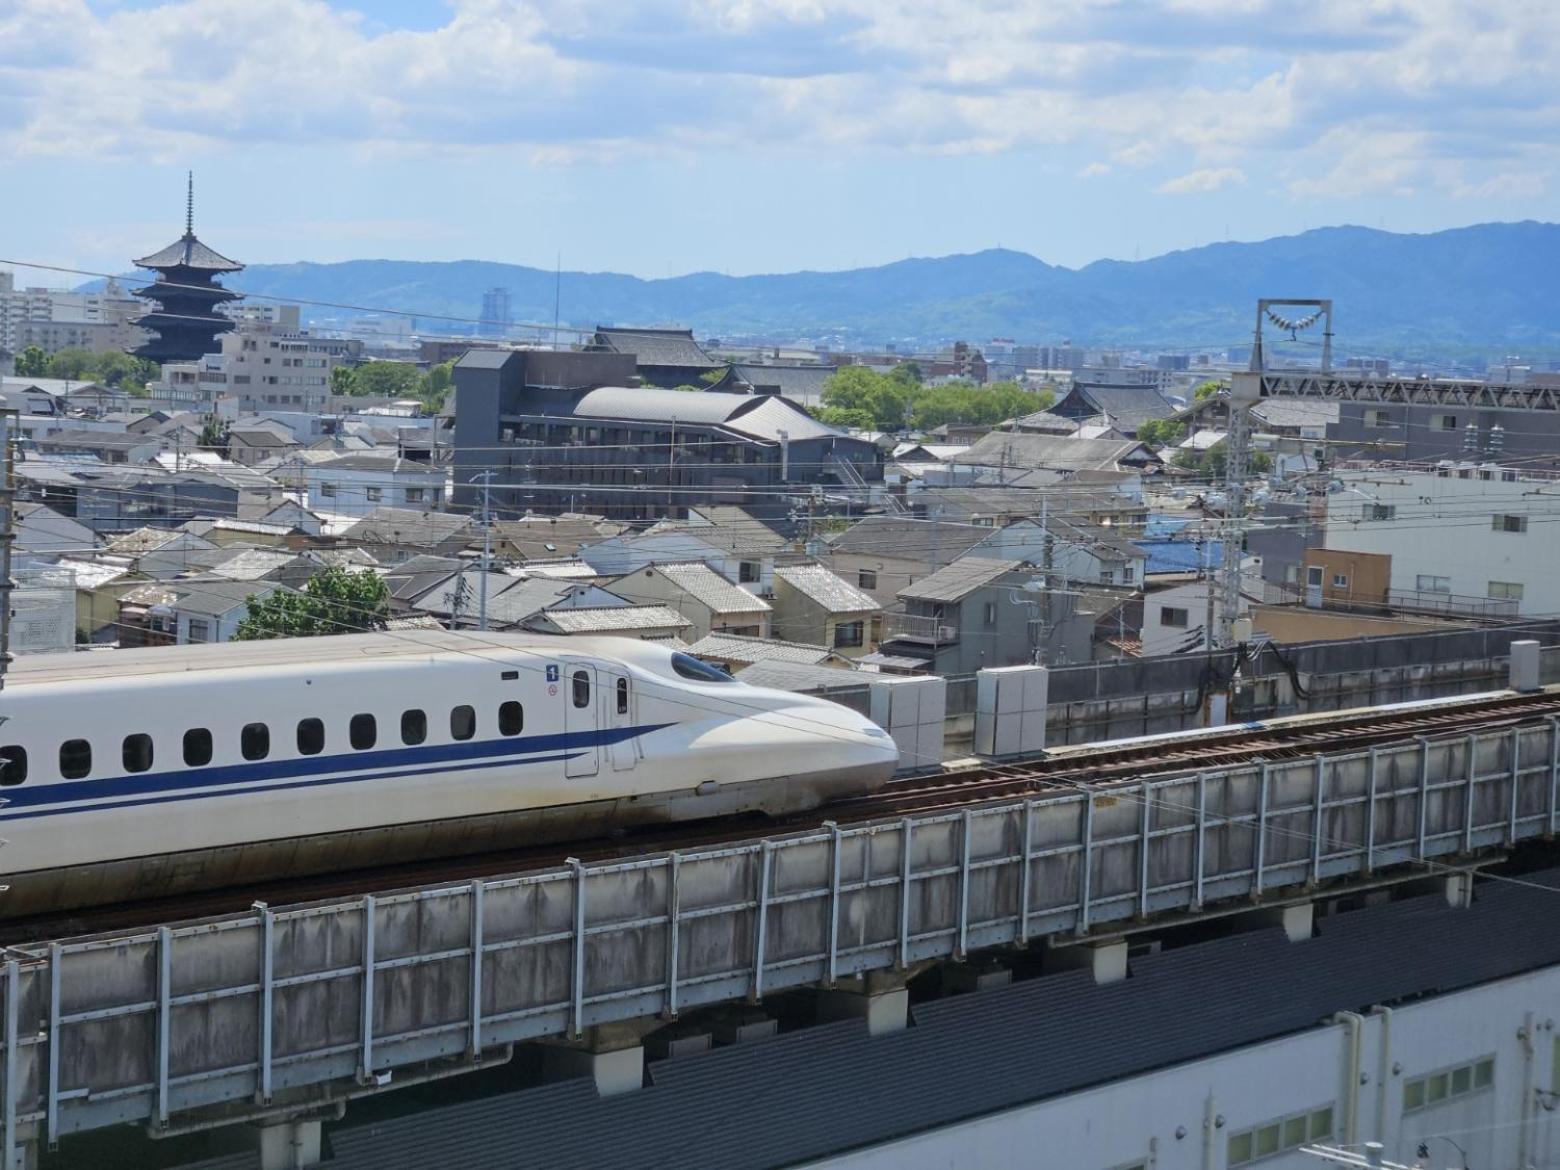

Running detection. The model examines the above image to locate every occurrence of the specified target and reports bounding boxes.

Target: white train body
[0,631,899,918]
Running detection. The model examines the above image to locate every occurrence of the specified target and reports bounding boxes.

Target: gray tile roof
[1056,382,1178,433]
[634,562,770,614]
[736,660,866,691]
[541,605,692,633]
[773,563,879,613]
[568,386,841,443]
[951,431,1155,473]
[173,579,281,617]
[134,232,243,272]
[341,508,473,548]
[897,555,1023,602]
[311,454,441,474]
[591,327,720,370]
[733,363,832,404]
[319,870,1560,1170]
[828,515,989,560]
[683,632,834,665]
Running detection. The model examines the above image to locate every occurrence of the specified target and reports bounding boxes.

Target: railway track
[7,689,1560,946]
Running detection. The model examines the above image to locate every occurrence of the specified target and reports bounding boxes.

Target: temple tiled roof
[134,232,243,273]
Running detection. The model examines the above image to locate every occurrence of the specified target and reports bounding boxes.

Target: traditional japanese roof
[897,556,1024,603]
[590,327,720,371]
[828,515,989,560]
[540,605,692,633]
[339,508,473,548]
[773,563,879,613]
[951,432,1156,473]
[629,561,770,614]
[134,232,243,273]
[732,363,833,405]
[683,632,835,666]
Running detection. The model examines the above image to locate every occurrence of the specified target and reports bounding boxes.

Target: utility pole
[0,411,15,689]
[1039,497,1054,664]
[469,471,495,631]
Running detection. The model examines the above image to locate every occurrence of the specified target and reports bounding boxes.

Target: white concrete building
[301,453,446,515]
[152,321,349,412]
[1325,463,1560,614]
[0,271,144,355]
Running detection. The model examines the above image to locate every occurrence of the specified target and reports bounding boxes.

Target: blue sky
[3,0,1557,283]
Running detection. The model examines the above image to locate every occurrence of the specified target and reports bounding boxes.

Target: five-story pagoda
[132,174,244,363]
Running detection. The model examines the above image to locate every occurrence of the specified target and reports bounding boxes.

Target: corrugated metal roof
[542,605,691,633]
[321,872,1560,1170]
[773,563,879,613]
[897,555,1022,602]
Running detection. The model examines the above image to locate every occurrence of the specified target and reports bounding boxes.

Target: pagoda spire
[130,172,244,363]
[186,171,194,236]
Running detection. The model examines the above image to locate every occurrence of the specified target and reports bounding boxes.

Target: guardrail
[0,717,1556,1153]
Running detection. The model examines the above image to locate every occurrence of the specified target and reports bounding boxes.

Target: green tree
[344,361,423,398]
[820,365,914,430]
[815,405,876,430]
[14,346,47,377]
[1193,379,1224,402]
[417,360,456,411]
[234,567,390,640]
[699,367,728,386]
[890,360,924,385]
[198,416,230,457]
[330,365,357,396]
[1138,417,1187,447]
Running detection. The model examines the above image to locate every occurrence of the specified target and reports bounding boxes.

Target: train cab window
[296,718,325,756]
[0,746,27,786]
[349,714,377,751]
[122,733,154,774]
[670,652,733,683]
[183,728,213,767]
[571,670,591,709]
[616,677,629,715]
[450,705,476,741]
[498,701,524,736]
[60,739,92,780]
[241,723,270,762]
[401,709,427,746]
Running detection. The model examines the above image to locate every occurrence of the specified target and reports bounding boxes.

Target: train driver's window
[572,670,591,709]
[498,701,524,736]
[60,739,92,779]
[184,728,213,767]
[450,706,477,741]
[349,714,377,751]
[241,723,270,762]
[401,709,428,746]
[297,718,325,756]
[0,746,27,786]
[122,733,154,774]
[616,677,629,715]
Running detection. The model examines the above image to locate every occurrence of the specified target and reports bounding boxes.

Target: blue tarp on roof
[1135,513,1222,573]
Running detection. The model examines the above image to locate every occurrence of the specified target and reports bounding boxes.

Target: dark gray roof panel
[134,233,243,272]
[322,870,1560,1170]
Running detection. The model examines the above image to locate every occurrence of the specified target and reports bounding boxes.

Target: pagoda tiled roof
[134,232,243,273]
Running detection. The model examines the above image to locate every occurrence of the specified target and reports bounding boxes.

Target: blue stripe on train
[0,723,671,816]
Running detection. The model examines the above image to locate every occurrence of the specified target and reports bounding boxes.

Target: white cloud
[1157,167,1247,194]
[0,0,1558,212]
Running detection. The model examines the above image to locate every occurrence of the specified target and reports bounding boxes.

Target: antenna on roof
[185,171,195,236]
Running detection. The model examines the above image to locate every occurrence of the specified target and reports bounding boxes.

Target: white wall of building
[1325,467,1560,614]
[806,962,1560,1170]
[301,464,445,516]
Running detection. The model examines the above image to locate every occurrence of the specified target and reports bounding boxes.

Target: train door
[564,664,600,779]
[607,673,636,772]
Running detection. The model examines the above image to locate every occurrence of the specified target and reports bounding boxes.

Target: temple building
[131,174,244,364]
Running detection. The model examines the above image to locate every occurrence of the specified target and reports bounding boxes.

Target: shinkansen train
[0,630,900,918]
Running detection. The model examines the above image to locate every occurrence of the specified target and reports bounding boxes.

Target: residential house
[877,557,1059,674]
[259,499,324,536]
[489,515,625,563]
[226,420,300,467]
[682,632,851,673]
[607,561,770,640]
[1139,571,1259,657]
[303,453,446,515]
[913,485,1149,532]
[104,527,218,578]
[972,516,1148,588]
[525,605,693,641]
[946,433,1158,486]
[643,505,795,593]
[825,515,991,608]
[337,508,474,565]
[472,577,627,630]
[578,529,740,584]
[31,430,164,464]
[171,580,285,644]
[770,562,883,658]
[116,583,179,648]
[13,502,97,569]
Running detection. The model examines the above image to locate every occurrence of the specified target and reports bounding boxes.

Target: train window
[401,709,427,746]
[616,677,629,715]
[0,746,26,786]
[296,718,325,756]
[349,714,377,751]
[241,723,270,762]
[670,652,733,683]
[122,733,154,774]
[498,701,524,736]
[183,728,213,767]
[572,670,591,709]
[60,739,92,780]
[450,705,476,741]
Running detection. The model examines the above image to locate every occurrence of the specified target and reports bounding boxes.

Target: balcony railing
[882,611,960,644]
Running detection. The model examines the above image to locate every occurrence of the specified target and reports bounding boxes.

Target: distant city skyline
[3,1,1558,283]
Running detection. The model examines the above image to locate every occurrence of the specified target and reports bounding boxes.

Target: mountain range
[136,222,1560,359]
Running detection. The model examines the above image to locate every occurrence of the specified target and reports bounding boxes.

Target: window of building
[857,569,878,591]
[572,670,591,709]
[1099,569,1115,585]
[1493,514,1528,533]
[337,714,375,754]
[0,746,27,786]
[296,718,325,756]
[1161,606,1189,628]
[1366,504,1396,521]
[1123,566,1135,583]
[1431,413,1458,431]
[1227,1106,1334,1167]
[498,700,524,736]
[450,705,476,741]
[59,739,92,780]
[366,487,383,502]
[122,733,154,774]
[1332,574,1348,589]
[241,723,270,761]
[184,728,213,766]
[739,561,760,584]
[616,677,630,715]
[834,620,865,648]
[320,484,337,499]
[187,618,211,644]
[1403,1057,1494,1113]
[1365,408,1392,429]
[983,601,998,626]
[401,709,427,746]
[1489,581,1524,601]
[405,488,424,503]
[1416,574,1452,593]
